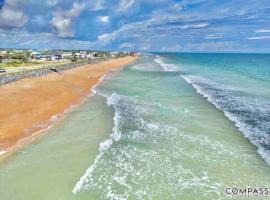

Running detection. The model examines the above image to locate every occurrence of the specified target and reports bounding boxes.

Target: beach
[0,53,270,200]
[0,56,137,154]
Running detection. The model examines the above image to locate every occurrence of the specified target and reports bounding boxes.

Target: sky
[0,0,270,52]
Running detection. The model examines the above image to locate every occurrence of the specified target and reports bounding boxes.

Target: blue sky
[0,0,270,52]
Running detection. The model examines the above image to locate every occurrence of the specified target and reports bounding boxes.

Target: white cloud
[179,23,209,29]
[247,36,270,40]
[51,2,85,37]
[255,29,270,33]
[118,0,135,12]
[0,0,28,28]
[0,30,105,50]
[99,16,109,23]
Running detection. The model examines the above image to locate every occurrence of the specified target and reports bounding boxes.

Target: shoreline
[0,56,138,161]
[0,57,115,86]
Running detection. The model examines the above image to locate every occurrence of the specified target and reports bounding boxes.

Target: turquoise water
[156,53,270,164]
[0,54,270,199]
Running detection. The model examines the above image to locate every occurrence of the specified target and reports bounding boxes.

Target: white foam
[182,75,221,108]
[154,56,180,72]
[258,148,270,165]
[72,151,104,194]
[91,74,106,95]
[99,139,113,151]
[181,75,270,165]
[72,93,123,195]
[49,114,60,123]
[182,74,246,92]
[72,90,226,198]
[108,94,122,142]
[72,135,116,194]
[91,68,122,98]
[223,110,270,165]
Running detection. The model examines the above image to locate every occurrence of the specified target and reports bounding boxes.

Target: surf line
[72,93,122,194]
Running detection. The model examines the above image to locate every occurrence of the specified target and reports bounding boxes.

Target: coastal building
[30,51,42,61]
[53,53,62,61]
[0,49,133,64]
[61,51,73,58]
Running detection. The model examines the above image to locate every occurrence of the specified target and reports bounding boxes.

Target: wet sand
[0,56,137,154]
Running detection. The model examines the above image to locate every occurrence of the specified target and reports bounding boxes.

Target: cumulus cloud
[0,0,28,28]
[51,2,85,37]
[1,0,269,52]
[99,16,109,23]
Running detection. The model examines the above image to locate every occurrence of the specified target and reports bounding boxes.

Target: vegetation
[0,49,135,68]
[0,50,68,68]
[70,52,78,62]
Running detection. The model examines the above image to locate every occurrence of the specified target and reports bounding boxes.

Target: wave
[72,93,153,195]
[72,90,227,198]
[154,56,180,72]
[72,55,270,198]
[181,74,270,165]
[91,69,121,97]
[72,93,123,194]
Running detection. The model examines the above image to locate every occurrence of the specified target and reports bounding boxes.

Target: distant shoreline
[0,57,118,85]
[0,55,138,162]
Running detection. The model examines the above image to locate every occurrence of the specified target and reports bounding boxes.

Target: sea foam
[181,74,270,165]
[154,56,180,72]
[72,93,124,195]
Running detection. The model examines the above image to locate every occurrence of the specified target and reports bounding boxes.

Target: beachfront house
[61,51,73,59]
[86,52,94,59]
[51,53,62,61]
[30,51,42,61]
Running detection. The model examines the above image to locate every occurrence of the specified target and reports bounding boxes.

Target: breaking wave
[154,56,180,72]
[72,92,224,199]
[181,74,270,165]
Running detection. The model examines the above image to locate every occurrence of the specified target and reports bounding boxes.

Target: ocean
[0,53,270,200]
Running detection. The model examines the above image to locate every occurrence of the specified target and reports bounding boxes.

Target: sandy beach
[0,56,137,154]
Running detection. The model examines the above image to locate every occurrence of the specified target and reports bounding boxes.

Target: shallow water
[162,53,270,164]
[1,54,270,200]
